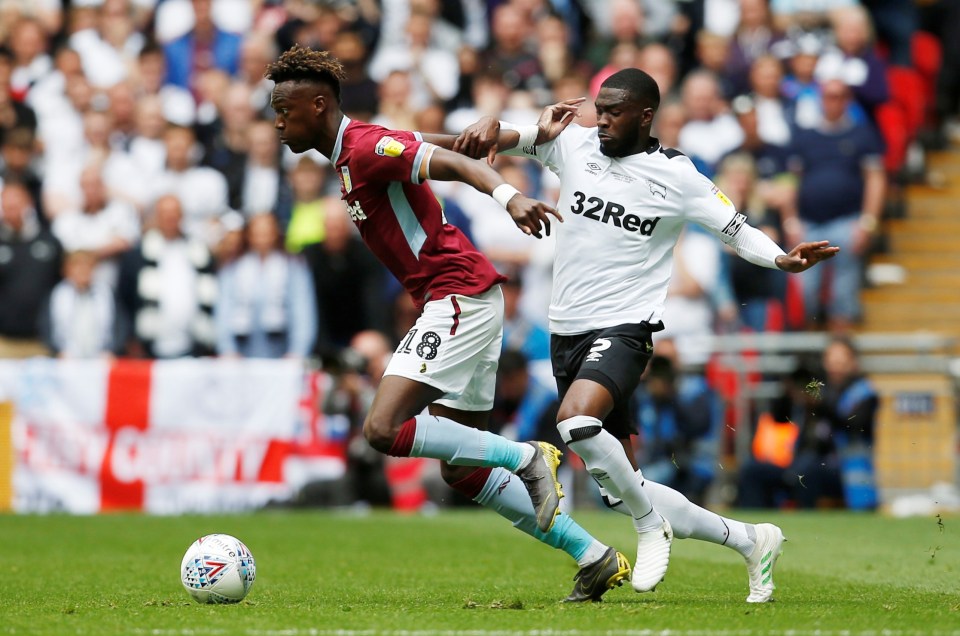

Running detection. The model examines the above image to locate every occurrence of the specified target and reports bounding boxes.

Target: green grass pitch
[1,509,958,635]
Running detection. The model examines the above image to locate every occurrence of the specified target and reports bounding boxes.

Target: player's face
[595,88,653,157]
[271,82,319,154]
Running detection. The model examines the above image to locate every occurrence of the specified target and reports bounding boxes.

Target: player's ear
[641,107,655,127]
[312,94,327,116]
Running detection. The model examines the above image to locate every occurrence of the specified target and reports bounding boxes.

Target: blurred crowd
[0,0,952,509]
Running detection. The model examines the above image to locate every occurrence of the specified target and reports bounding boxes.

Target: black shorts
[551,321,664,439]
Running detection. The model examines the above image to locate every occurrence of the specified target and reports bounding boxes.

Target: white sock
[561,416,660,533]
[600,473,757,557]
[410,414,534,471]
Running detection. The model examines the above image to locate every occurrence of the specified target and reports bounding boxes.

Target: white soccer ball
[180,534,256,604]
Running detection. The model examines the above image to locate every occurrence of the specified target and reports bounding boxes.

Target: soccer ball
[180,534,256,604]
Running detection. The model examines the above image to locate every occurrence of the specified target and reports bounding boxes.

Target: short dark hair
[265,45,345,103]
[601,68,661,110]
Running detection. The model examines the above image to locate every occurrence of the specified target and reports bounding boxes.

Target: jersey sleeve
[353,128,434,185]
[679,158,749,246]
[500,123,571,174]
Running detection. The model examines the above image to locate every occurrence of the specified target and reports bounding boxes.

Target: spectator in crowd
[149,124,230,247]
[331,31,379,123]
[0,180,62,358]
[744,55,793,147]
[770,0,853,33]
[481,3,545,94]
[51,162,139,289]
[284,156,332,253]
[738,336,878,509]
[788,78,885,331]
[652,99,688,149]
[694,31,736,99]
[501,269,550,365]
[779,31,825,129]
[117,194,217,358]
[638,42,680,101]
[226,118,291,223]
[163,0,242,95]
[39,250,124,358]
[200,81,253,174]
[727,0,786,95]
[714,152,788,332]
[0,49,38,136]
[237,33,276,117]
[814,5,890,122]
[679,70,745,175]
[133,43,196,127]
[127,95,168,179]
[301,203,386,354]
[8,16,51,101]
[215,213,317,359]
[591,41,642,99]
[368,8,460,110]
[0,127,44,224]
[584,0,651,71]
[69,0,143,90]
[371,70,417,132]
[491,348,558,443]
[634,342,722,505]
[657,225,735,366]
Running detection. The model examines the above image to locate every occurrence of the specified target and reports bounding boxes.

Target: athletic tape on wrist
[492,183,521,209]
[498,121,539,151]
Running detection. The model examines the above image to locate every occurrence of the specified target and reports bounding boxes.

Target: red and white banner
[0,359,347,514]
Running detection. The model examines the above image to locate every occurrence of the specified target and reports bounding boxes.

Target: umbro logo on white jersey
[585,162,601,175]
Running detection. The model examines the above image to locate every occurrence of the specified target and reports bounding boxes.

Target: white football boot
[745,523,785,603]
[631,516,673,592]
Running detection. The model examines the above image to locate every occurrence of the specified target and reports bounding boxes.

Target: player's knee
[362,413,397,454]
[557,415,603,444]
[440,462,473,486]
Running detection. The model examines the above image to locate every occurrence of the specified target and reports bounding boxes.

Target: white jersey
[511,124,751,335]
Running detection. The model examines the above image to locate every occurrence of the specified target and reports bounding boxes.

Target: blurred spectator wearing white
[40,250,124,359]
[8,16,52,100]
[132,43,196,126]
[0,180,62,358]
[369,8,459,110]
[679,70,745,174]
[694,31,736,98]
[235,119,289,220]
[788,79,885,331]
[149,124,229,247]
[215,213,317,359]
[656,227,732,366]
[746,55,793,146]
[52,162,139,289]
[370,70,417,133]
[69,0,146,90]
[237,33,276,117]
[128,94,168,179]
[117,194,217,358]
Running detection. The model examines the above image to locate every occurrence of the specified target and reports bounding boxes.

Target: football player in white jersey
[446,68,838,601]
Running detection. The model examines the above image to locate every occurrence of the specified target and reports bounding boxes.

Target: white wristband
[498,121,539,151]
[492,183,521,209]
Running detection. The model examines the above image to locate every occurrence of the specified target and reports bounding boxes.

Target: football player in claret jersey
[266,46,637,602]
[450,68,838,601]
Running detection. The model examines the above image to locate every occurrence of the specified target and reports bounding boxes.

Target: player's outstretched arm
[775,240,840,273]
[422,145,562,238]
[450,98,585,164]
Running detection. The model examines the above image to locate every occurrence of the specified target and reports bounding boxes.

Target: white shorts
[384,286,504,411]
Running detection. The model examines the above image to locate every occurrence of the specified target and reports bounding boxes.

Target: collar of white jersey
[330,115,352,164]
[598,136,663,163]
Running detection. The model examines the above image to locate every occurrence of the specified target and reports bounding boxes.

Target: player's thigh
[366,374,445,429]
[557,323,656,427]
[431,288,504,412]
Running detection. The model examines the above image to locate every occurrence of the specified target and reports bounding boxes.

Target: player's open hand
[453,117,500,164]
[507,195,563,239]
[536,97,585,143]
[776,240,840,272]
